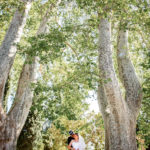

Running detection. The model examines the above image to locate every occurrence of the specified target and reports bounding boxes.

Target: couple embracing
[67,130,86,150]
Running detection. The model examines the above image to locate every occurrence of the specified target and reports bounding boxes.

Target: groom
[67,130,75,149]
[67,130,86,150]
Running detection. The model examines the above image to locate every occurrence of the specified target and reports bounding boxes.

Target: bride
[68,134,82,150]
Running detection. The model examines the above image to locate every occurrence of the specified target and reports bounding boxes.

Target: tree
[98,17,142,149]
[0,0,32,149]
[74,0,147,149]
[0,0,61,149]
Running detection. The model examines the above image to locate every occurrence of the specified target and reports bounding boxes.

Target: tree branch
[8,57,37,137]
[97,81,110,150]
[98,18,124,111]
[117,30,142,114]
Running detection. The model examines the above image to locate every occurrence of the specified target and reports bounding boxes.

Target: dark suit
[67,136,74,147]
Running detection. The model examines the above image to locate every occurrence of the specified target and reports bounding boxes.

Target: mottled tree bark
[98,83,109,150]
[117,30,142,116]
[0,0,32,105]
[98,18,142,150]
[3,75,10,112]
[0,1,32,149]
[0,57,37,150]
[0,1,61,148]
[9,57,37,135]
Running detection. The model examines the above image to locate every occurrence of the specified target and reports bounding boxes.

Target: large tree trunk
[1,119,17,150]
[0,57,37,150]
[0,1,32,149]
[0,1,62,148]
[0,0,32,105]
[98,18,142,150]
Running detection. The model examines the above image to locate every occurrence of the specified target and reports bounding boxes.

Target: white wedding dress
[72,135,86,150]
[72,141,80,150]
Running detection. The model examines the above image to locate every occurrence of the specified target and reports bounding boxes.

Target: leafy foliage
[1,0,149,149]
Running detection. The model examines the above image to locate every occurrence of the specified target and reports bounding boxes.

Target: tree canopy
[0,0,149,149]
